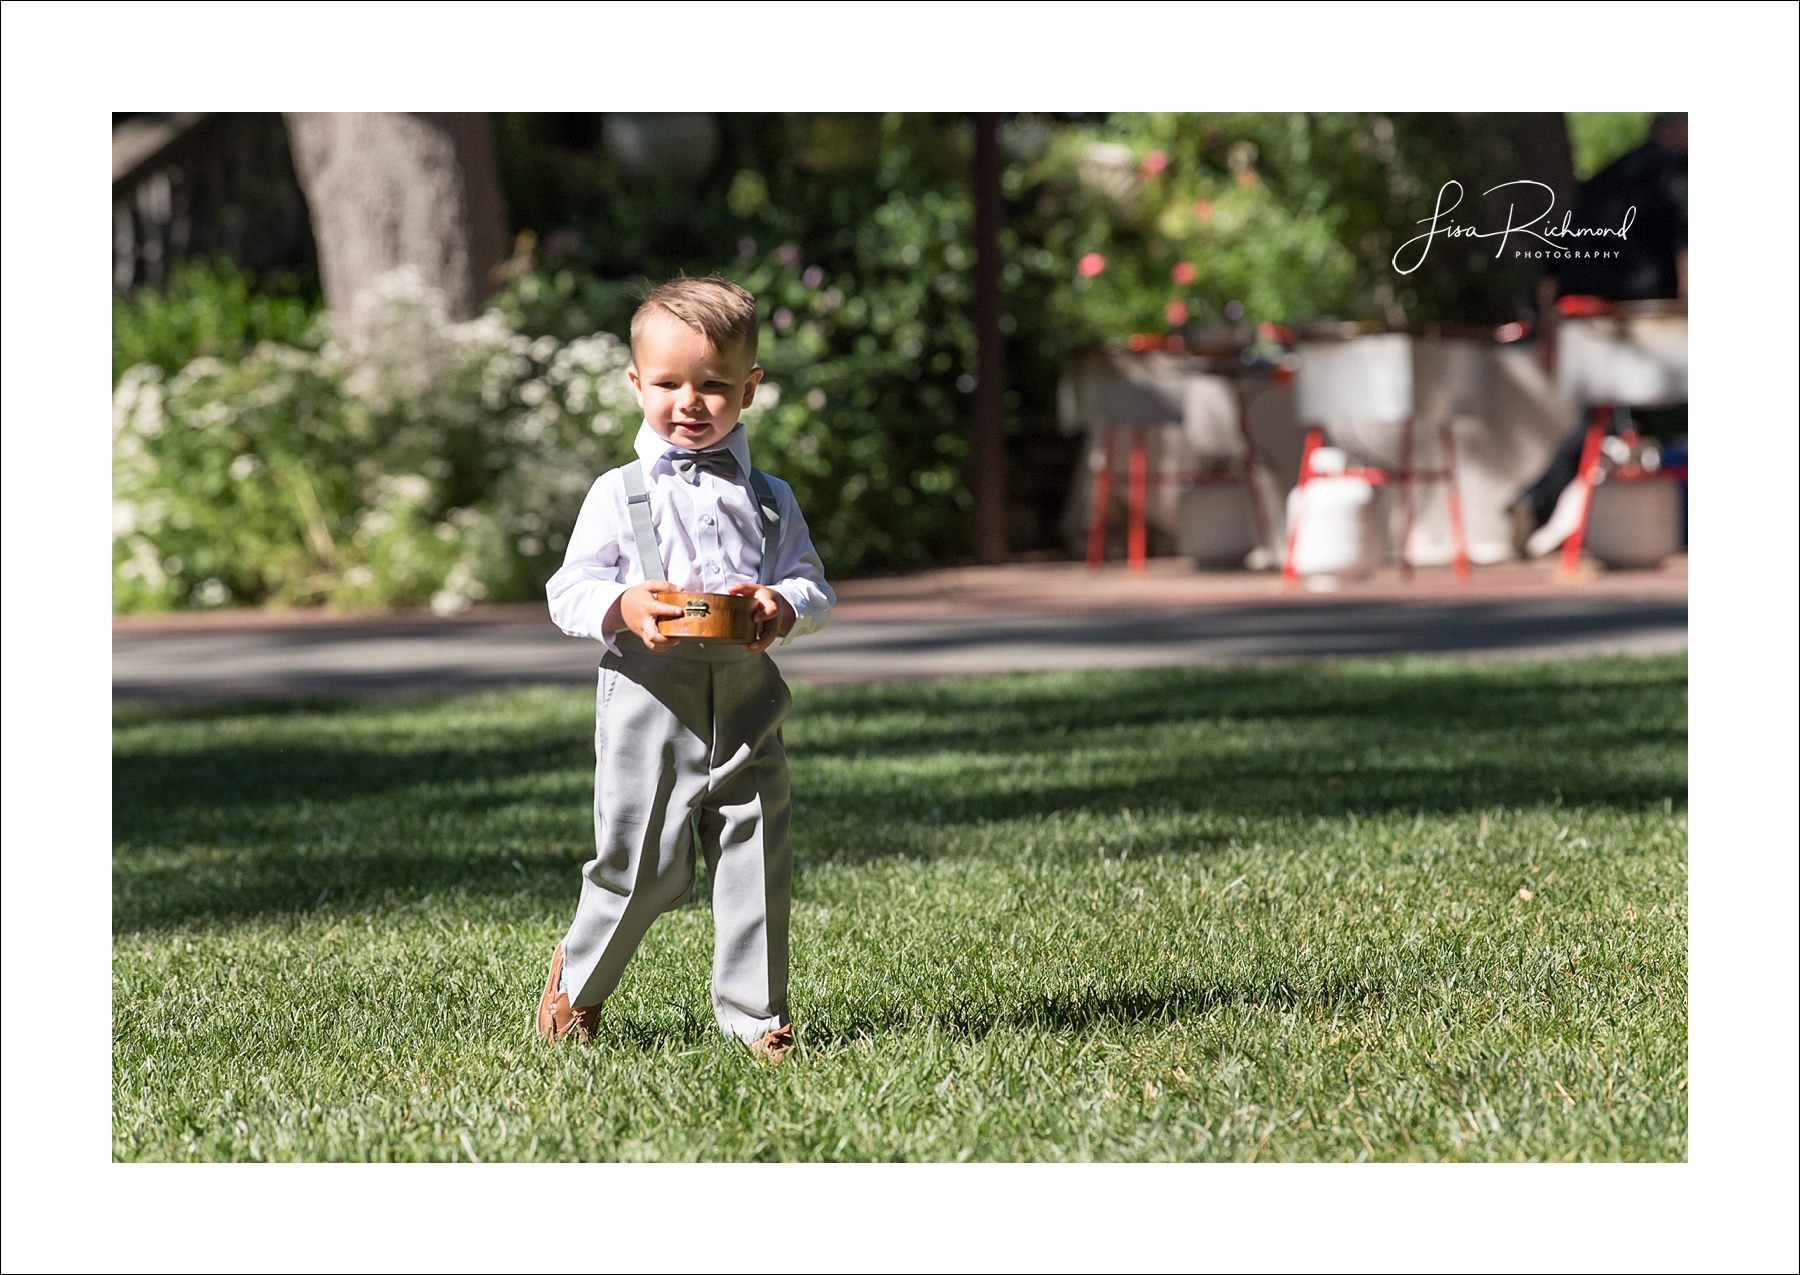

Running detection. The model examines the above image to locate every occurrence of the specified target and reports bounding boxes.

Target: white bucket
[1287,473,1386,576]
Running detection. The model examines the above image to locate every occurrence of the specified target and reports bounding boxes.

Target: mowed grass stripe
[113,655,1686,1161]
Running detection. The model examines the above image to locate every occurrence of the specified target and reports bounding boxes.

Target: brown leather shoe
[536,944,600,1042]
[747,1023,795,1062]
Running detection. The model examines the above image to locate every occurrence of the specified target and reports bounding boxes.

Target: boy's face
[627,313,763,452]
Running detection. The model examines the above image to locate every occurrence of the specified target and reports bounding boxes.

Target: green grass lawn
[113,654,1687,1161]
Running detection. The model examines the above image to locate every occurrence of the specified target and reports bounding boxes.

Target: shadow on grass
[111,696,371,728]
[787,663,1685,762]
[114,659,1686,933]
[587,973,1383,1056]
[113,851,581,934]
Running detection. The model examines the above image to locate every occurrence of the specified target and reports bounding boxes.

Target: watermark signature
[1392,181,1634,275]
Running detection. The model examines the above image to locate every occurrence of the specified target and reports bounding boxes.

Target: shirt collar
[633,420,753,477]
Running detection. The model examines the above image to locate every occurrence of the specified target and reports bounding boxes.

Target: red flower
[1171,262,1196,285]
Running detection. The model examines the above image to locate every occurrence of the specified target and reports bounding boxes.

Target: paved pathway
[114,559,1687,704]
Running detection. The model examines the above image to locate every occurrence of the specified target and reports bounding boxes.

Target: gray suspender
[622,459,783,586]
[620,459,667,582]
[747,468,782,586]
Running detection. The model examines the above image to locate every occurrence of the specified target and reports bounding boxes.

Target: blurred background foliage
[112,256,321,384]
[114,274,654,615]
[1567,112,1657,180]
[114,111,1655,612]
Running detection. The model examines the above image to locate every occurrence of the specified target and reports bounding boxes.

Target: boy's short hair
[630,275,760,366]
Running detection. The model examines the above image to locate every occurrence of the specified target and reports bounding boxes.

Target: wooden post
[1127,428,1148,573]
[1086,428,1113,570]
[972,112,1007,565]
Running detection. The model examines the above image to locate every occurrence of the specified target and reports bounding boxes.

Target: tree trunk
[283,113,509,337]
[1500,113,1578,218]
[971,113,1008,565]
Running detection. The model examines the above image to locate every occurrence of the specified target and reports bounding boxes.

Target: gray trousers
[561,634,793,1042]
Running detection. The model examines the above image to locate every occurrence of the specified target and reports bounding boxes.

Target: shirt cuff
[769,581,829,645]
[551,580,630,656]
[597,601,627,657]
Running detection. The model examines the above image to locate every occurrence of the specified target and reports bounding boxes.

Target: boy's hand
[610,580,685,651]
[728,583,795,653]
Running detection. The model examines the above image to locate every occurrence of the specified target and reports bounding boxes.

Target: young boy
[536,276,834,1061]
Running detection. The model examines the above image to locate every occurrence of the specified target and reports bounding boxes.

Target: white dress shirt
[546,421,835,654]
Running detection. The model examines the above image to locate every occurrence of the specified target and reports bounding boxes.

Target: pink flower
[1193,200,1213,222]
[1165,300,1188,326]
[1077,253,1106,278]
[1138,150,1168,179]
[1171,262,1196,285]
[802,266,824,288]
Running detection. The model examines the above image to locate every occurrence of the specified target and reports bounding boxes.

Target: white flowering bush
[111,267,723,613]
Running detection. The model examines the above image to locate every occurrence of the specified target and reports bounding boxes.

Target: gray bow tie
[672,449,739,485]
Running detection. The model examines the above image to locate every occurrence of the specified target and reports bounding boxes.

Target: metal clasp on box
[683,599,710,617]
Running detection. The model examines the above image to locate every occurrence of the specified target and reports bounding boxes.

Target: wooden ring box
[653,591,758,642]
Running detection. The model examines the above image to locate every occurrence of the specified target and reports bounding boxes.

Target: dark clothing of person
[1520,138,1688,530]
[1522,421,1590,528]
[1521,408,1621,527]
[1553,140,1687,302]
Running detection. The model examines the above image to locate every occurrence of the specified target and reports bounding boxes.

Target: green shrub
[112,257,321,385]
[112,270,682,614]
